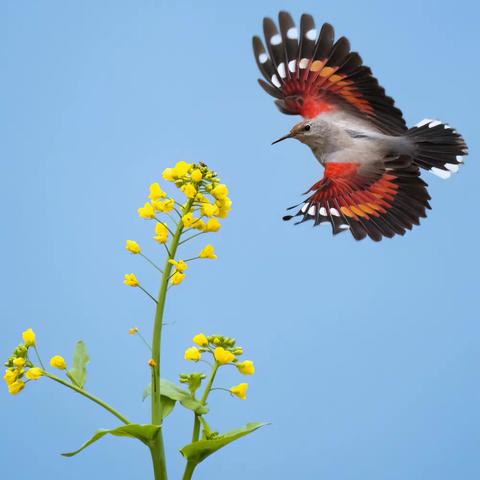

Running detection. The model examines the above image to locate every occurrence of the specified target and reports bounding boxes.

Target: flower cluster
[184,333,254,400]
[3,329,69,396]
[124,162,230,290]
[3,329,42,395]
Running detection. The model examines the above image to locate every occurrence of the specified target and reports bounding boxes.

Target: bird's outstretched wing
[253,12,406,134]
[283,157,431,241]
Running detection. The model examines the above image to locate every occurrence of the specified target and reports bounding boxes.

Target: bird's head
[272,119,325,148]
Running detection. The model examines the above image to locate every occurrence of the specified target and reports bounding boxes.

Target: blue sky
[1,1,478,479]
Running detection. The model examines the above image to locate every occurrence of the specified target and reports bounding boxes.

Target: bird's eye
[304,124,311,132]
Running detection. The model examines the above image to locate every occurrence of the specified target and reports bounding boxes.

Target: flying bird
[252,12,468,241]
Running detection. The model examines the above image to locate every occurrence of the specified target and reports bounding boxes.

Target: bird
[252,12,468,241]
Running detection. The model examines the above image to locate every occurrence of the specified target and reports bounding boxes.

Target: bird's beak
[271,132,293,145]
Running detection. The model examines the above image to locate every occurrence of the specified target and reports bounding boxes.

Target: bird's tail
[406,119,468,179]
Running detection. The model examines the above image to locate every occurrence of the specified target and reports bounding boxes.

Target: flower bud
[50,355,67,370]
[14,345,28,357]
[12,358,25,368]
[22,329,36,347]
[192,333,208,347]
[213,347,235,364]
[25,368,43,380]
[8,380,25,395]
[236,360,255,375]
[229,383,248,400]
[184,347,201,362]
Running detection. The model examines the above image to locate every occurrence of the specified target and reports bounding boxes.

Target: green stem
[137,331,152,351]
[200,362,219,406]
[178,231,204,246]
[183,362,219,479]
[44,372,130,424]
[151,199,194,480]
[139,285,158,304]
[140,253,163,273]
[182,461,196,480]
[33,346,45,370]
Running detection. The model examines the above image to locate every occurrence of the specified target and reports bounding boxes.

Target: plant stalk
[45,372,130,424]
[183,362,219,479]
[182,461,196,480]
[150,199,193,480]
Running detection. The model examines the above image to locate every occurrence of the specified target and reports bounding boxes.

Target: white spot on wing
[305,29,317,40]
[288,59,296,73]
[339,224,350,229]
[308,205,316,216]
[445,163,459,173]
[457,155,464,163]
[415,118,433,128]
[329,208,340,217]
[277,62,287,78]
[287,27,298,39]
[430,167,451,179]
[319,207,327,216]
[258,53,268,64]
[270,34,282,46]
[428,120,442,128]
[301,204,309,213]
[271,74,281,88]
[299,58,309,69]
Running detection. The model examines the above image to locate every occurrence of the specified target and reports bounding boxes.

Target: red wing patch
[283,158,431,241]
[253,12,407,134]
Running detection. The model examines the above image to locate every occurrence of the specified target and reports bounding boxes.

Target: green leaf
[143,379,208,415]
[66,341,89,388]
[161,396,176,419]
[180,422,268,464]
[62,424,161,457]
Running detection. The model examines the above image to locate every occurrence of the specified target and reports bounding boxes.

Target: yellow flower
[181,183,197,199]
[22,328,36,347]
[216,197,232,218]
[138,202,155,219]
[236,360,255,375]
[182,213,195,228]
[193,333,208,347]
[148,182,166,200]
[184,347,201,362]
[153,198,174,213]
[148,359,157,367]
[211,184,228,200]
[124,273,139,287]
[195,192,207,203]
[230,383,248,400]
[199,244,217,259]
[214,347,235,364]
[153,223,169,244]
[13,358,25,368]
[169,259,188,272]
[3,369,17,385]
[191,219,206,231]
[125,240,141,254]
[200,203,219,218]
[25,368,43,380]
[8,380,25,395]
[205,218,221,232]
[171,271,185,286]
[128,327,138,335]
[50,355,67,370]
[217,197,232,209]
[191,169,203,182]
[162,168,175,181]
[173,161,192,178]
